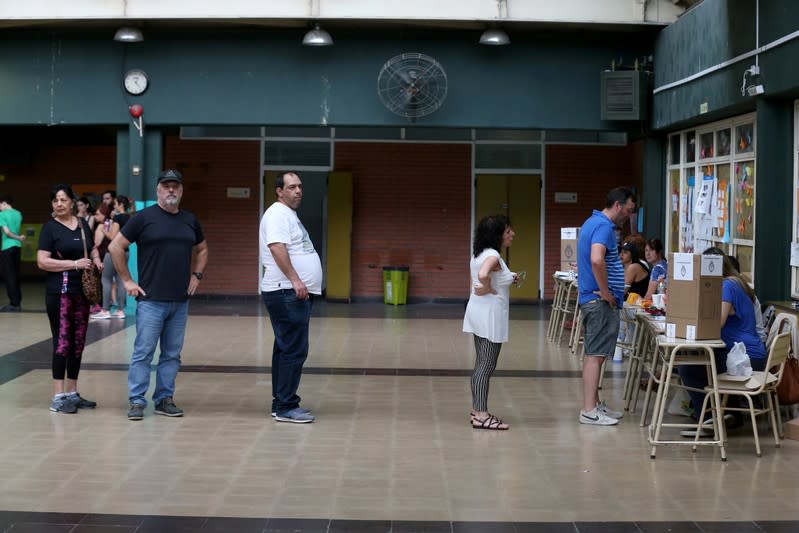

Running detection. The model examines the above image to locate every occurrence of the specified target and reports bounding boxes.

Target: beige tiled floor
[2,304,799,523]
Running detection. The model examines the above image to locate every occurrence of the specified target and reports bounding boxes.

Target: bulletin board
[666,114,757,280]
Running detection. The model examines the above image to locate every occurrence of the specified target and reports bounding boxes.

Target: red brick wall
[0,145,117,277]
[543,141,644,299]
[5,135,645,300]
[163,136,261,295]
[335,142,472,301]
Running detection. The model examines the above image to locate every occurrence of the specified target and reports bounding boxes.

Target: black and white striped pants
[471,335,502,412]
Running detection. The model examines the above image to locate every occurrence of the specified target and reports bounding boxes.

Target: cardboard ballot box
[560,227,579,272]
[665,252,723,340]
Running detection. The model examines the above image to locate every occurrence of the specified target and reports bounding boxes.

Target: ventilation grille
[600,71,646,121]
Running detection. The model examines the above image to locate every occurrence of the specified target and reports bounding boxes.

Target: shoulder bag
[773,314,799,405]
[79,223,103,305]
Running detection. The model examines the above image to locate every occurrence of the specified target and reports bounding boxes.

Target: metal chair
[546,275,566,342]
[700,331,792,457]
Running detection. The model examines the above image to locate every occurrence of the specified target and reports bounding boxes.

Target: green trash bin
[383,266,409,305]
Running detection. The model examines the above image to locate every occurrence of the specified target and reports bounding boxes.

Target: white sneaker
[596,400,623,419]
[702,414,734,426]
[579,407,619,426]
[680,428,713,438]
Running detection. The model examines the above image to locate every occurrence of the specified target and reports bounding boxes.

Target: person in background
[109,170,208,421]
[89,204,117,319]
[107,194,132,317]
[576,187,636,426]
[0,194,25,312]
[76,196,95,231]
[620,241,650,299]
[101,190,116,209]
[643,238,668,300]
[36,184,103,413]
[463,214,517,430]
[678,247,766,436]
[624,233,647,259]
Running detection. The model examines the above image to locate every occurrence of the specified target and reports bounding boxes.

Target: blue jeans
[262,290,313,414]
[128,300,189,406]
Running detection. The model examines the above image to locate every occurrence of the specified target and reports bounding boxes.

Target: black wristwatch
[192,272,203,280]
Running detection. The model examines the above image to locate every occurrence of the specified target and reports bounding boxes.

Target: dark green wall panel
[753,99,793,301]
[1,30,652,130]
[653,0,799,130]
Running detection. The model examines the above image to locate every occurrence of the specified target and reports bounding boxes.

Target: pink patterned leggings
[46,292,90,380]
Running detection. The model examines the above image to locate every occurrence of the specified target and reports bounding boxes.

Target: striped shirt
[577,209,625,308]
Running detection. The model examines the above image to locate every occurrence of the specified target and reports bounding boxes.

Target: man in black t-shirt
[109,170,209,421]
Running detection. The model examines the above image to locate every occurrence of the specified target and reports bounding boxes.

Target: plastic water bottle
[656,279,666,295]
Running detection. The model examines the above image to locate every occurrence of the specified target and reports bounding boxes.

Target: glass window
[669,135,681,165]
[712,164,731,241]
[736,245,754,279]
[664,114,756,282]
[686,131,696,163]
[700,132,714,159]
[735,123,754,154]
[716,129,731,157]
[733,161,755,241]
[474,144,542,169]
[668,169,681,253]
[264,140,331,167]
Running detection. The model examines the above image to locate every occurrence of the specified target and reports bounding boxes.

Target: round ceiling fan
[377,52,448,121]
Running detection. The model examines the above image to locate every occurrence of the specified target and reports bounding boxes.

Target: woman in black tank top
[621,241,650,298]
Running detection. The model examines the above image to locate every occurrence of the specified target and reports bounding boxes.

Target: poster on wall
[694,174,715,215]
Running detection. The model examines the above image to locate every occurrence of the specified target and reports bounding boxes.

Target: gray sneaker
[271,407,311,418]
[274,407,315,423]
[579,407,619,426]
[50,395,78,414]
[128,403,145,421]
[154,397,184,417]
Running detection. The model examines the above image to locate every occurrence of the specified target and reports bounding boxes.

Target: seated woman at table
[678,247,767,432]
[621,240,650,299]
[727,254,768,345]
[643,237,668,300]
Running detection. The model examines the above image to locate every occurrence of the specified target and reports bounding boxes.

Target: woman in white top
[463,214,517,430]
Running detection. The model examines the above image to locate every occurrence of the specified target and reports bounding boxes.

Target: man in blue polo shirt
[577,187,636,426]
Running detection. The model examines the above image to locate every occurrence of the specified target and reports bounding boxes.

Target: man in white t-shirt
[260,171,323,423]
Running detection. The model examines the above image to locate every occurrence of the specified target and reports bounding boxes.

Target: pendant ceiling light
[114,27,144,43]
[302,24,334,46]
[479,28,510,46]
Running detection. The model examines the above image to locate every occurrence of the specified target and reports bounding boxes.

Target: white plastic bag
[666,387,693,417]
[726,341,753,377]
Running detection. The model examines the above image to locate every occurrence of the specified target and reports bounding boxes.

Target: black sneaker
[154,397,184,417]
[128,403,145,421]
[70,393,97,409]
